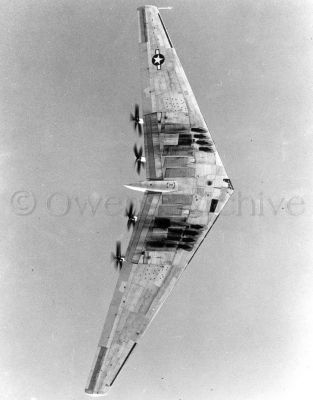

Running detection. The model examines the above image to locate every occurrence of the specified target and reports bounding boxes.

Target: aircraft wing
[85,5,233,396]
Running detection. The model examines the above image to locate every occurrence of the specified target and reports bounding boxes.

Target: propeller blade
[116,241,121,259]
[111,253,119,270]
[125,202,134,217]
[138,123,142,136]
[129,202,134,216]
[133,144,139,159]
[136,160,141,174]
[130,113,135,122]
[138,146,143,158]
[134,104,139,119]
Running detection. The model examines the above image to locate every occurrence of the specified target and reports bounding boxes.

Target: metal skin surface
[85,5,233,396]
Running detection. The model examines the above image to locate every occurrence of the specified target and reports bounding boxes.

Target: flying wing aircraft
[85,5,233,396]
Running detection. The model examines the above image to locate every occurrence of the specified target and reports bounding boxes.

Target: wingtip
[85,386,110,397]
[136,5,158,11]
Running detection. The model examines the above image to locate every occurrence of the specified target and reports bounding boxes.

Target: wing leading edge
[85,5,233,396]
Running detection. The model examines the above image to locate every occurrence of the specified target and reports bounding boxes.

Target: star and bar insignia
[152,49,165,70]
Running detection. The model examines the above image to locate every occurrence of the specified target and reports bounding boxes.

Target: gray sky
[0,1,313,399]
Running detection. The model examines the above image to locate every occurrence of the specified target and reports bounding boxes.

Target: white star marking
[153,55,162,64]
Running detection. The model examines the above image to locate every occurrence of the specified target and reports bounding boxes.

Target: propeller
[110,241,125,271]
[125,202,137,230]
[133,144,145,174]
[130,104,143,136]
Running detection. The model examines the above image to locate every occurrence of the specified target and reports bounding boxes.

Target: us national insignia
[152,49,165,70]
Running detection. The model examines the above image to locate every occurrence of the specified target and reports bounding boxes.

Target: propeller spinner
[130,104,143,136]
[110,241,125,271]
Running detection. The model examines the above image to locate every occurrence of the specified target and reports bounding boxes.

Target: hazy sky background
[0,1,313,399]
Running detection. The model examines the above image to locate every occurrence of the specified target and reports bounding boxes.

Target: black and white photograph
[1,1,312,399]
